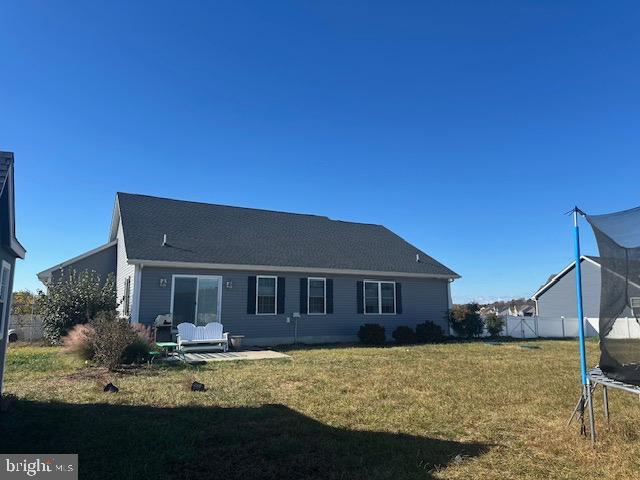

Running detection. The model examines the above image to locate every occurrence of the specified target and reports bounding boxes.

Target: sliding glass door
[171,275,222,327]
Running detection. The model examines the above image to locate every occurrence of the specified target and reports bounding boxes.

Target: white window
[631,297,640,309]
[257,276,277,315]
[364,280,396,315]
[0,261,11,340]
[308,277,326,315]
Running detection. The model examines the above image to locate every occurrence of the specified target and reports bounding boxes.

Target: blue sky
[2,1,639,303]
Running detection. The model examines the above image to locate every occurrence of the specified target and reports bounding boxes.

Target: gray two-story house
[39,193,459,345]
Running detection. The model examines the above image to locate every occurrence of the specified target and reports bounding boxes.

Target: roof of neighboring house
[37,240,117,281]
[531,256,601,300]
[111,192,460,278]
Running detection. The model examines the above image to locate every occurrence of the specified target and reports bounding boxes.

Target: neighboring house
[479,306,498,317]
[531,256,639,318]
[518,305,535,317]
[0,152,26,395]
[38,193,460,345]
[498,305,519,317]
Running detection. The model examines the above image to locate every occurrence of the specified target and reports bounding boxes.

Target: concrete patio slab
[169,350,290,363]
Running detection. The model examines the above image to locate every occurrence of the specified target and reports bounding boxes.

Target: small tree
[38,269,117,343]
[11,290,40,315]
[448,303,484,338]
[485,313,505,337]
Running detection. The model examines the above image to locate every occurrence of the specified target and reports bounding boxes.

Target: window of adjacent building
[364,280,396,315]
[257,276,277,315]
[308,277,326,314]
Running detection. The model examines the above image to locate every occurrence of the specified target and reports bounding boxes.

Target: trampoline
[569,206,640,442]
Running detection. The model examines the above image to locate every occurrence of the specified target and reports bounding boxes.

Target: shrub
[358,324,386,345]
[60,324,96,360]
[122,338,151,364]
[392,326,417,344]
[38,269,117,343]
[90,311,143,370]
[122,324,154,364]
[415,321,445,343]
[448,303,484,338]
[485,313,505,337]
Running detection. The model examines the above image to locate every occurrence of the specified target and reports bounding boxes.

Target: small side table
[155,341,179,358]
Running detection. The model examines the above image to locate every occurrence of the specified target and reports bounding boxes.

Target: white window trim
[256,275,278,316]
[363,280,396,315]
[169,274,223,324]
[307,277,326,315]
[0,261,11,340]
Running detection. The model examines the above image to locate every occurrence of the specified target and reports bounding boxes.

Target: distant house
[530,256,639,318]
[39,193,460,345]
[0,152,26,396]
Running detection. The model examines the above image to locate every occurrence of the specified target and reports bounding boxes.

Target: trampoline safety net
[586,206,640,386]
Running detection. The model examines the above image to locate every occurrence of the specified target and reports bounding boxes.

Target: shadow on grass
[0,399,490,480]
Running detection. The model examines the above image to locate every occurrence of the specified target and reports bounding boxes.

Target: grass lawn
[3,340,640,479]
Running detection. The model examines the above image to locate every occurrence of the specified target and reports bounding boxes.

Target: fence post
[561,316,565,338]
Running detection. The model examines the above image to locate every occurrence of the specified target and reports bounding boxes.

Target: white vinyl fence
[501,315,640,339]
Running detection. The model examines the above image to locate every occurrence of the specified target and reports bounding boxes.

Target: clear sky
[2,1,639,303]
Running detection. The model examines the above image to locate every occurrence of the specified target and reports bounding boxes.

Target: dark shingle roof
[117,193,459,278]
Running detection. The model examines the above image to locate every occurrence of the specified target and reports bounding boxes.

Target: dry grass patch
[2,340,640,479]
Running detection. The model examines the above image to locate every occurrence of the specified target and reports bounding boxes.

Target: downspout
[131,264,143,323]
[447,279,454,335]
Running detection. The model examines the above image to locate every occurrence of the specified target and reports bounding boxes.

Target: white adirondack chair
[176,322,229,352]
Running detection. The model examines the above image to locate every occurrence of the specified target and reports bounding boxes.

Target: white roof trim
[37,240,117,281]
[108,194,121,242]
[531,256,600,300]
[127,259,460,280]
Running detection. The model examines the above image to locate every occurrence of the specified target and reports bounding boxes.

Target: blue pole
[573,208,588,386]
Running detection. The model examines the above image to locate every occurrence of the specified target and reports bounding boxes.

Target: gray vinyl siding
[116,221,135,318]
[138,266,450,345]
[536,260,601,318]
[50,244,117,283]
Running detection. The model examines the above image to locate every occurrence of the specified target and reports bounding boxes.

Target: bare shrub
[90,311,144,370]
[61,324,96,360]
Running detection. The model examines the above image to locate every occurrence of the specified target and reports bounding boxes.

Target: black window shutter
[326,279,334,314]
[299,278,308,314]
[356,281,364,314]
[395,282,403,314]
[247,276,256,314]
[277,277,286,314]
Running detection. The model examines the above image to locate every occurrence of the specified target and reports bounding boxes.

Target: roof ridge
[116,192,384,227]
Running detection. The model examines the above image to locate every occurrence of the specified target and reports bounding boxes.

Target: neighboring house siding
[537,260,601,318]
[50,244,117,283]
[137,266,449,345]
[116,221,135,317]
[0,249,16,395]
